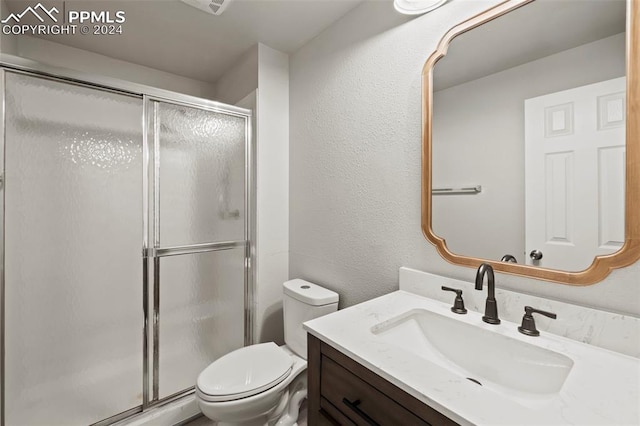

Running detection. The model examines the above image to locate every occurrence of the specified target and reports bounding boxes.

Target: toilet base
[274,372,306,426]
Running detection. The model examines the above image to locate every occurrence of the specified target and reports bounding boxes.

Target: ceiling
[433,0,627,91]
[5,0,363,83]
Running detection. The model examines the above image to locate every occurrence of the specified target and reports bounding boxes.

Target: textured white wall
[255,44,289,344]
[289,0,640,316]
[220,44,289,344]
[7,36,217,99]
[432,33,626,263]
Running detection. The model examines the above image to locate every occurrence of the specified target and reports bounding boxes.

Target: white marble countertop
[303,290,640,425]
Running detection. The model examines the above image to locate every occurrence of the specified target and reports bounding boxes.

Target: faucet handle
[518,306,557,336]
[441,286,467,314]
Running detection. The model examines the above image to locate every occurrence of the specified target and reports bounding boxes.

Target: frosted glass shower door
[157,102,247,246]
[3,72,144,425]
[151,101,248,399]
[158,249,246,398]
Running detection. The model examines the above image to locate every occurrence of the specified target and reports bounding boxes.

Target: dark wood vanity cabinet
[308,334,458,426]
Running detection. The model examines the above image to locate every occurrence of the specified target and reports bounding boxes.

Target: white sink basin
[371,308,574,397]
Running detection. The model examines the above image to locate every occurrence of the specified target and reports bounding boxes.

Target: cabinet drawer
[321,356,428,426]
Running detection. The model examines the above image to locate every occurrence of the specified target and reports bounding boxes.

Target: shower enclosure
[0,58,253,426]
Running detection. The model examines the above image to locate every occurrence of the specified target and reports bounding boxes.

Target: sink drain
[466,377,482,386]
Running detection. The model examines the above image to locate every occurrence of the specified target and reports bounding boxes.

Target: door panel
[156,102,246,247]
[152,99,248,400]
[525,77,626,271]
[4,72,143,425]
[158,249,245,399]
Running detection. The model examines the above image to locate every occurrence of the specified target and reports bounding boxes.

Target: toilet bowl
[196,279,339,426]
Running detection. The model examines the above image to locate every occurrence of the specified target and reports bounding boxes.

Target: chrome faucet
[475,263,500,324]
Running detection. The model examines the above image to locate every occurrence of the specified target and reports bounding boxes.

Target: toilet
[195,279,339,425]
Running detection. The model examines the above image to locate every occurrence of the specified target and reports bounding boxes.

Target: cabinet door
[307,334,458,426]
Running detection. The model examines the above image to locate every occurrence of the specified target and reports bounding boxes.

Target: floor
[183,417,214,426]
[183,403,308,426]
[183,416,214,426]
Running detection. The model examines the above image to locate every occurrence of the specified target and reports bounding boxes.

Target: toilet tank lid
[283,279,339,306]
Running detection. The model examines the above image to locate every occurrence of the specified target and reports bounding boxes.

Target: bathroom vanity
[308,334,456,425]
[303,269,640,426]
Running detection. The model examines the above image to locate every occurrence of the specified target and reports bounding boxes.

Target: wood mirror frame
[421,0,640,285]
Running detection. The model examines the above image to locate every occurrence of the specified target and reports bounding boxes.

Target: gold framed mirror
[422,0,639,284]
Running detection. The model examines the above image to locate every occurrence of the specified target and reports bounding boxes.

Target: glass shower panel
[158,249,245,398]
[4,73,143,425]
[156,102,246,246]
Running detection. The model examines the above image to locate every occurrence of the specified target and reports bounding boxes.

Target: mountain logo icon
[1,3,59,24]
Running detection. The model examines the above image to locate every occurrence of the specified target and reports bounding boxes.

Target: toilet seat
[197,342,293,403]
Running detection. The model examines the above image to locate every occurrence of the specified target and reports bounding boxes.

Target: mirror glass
[431,0,627,272]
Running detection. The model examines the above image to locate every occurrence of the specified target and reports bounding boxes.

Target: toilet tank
[283,279,338,359]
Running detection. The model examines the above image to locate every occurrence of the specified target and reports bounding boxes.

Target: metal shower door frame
[144,94,254,406]
[0,55,255,426]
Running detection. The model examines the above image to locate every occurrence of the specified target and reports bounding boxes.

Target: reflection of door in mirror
[430,0,627,273]
[524,78,625,271]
